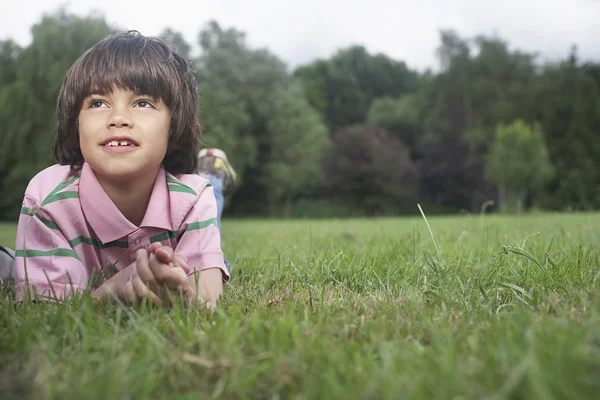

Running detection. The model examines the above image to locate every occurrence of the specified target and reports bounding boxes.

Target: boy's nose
[107,110,133,128]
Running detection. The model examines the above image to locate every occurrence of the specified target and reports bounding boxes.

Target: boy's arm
[175,182,230,306]
[90,261,137,303]
[14,199,90,301]
[187,268,223,311]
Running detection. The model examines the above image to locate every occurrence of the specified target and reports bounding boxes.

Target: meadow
[1,212,599,399]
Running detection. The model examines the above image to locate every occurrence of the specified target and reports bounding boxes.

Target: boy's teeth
[106,140,133,146]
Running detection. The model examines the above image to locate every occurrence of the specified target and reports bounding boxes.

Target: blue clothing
[198,173,230,271]
[199,173,225,230]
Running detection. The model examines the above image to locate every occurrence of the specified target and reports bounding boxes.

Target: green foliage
[195,21,326,215]
[0,40,20,85]
[323,126,417,215]
[196,21,290,168]
[264,82,330,216]
[158,28,192,61]
[294,46,419,132]
[487,120,554,212]
[416,30,542,211]
[534,49,600,210]
[366,95,421,149]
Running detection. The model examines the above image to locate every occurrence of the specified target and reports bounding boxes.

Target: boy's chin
[91,163,160,183]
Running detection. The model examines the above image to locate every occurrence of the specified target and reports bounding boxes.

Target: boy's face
[78,88,170,185]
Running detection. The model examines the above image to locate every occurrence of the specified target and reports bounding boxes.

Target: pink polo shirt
[14,162,229,300]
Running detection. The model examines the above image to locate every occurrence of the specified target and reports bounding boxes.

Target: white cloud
[0,0,598,70]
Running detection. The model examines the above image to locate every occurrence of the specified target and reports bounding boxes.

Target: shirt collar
[79,163,172,244]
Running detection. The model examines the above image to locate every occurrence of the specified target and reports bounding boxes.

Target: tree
[195,21,296,216]
[416,30,539,212]
[534,48,600,210]
[264,82,330,216]
[294,46,419,132]
[159,28,192,61]
[322,126,417,215]
[487,120,554,213]
[195,22,257,186]
[366,94,421,151]
[0,40,20,86]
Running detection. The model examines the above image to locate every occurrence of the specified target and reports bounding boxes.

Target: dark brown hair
[53,30,200,174]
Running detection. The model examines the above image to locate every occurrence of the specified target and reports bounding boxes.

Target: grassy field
[1,212,599,399]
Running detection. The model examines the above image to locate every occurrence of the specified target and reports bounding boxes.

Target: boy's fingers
[163,269,189,291]
[173,253,190,273]
[157,265,190,291]
[132,276,160,305]
[146,248,191,299]
[154,246,174,265]
[150,246,189,273]
[148,255,172,282]
[150,242,162,253]
[120,277,136,305]
[136,249,161,295]
[149,251,183,279]
[136,249,153,281]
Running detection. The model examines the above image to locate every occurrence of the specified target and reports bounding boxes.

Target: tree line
[1,9,599,220]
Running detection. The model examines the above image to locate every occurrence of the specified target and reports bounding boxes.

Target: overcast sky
[1,0,599,70]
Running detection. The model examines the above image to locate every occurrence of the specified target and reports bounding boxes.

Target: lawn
[1,212,599,399]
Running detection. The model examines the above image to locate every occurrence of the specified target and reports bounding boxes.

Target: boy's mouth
[104,140,137,147]
[100,136,140,152]
[100,136,140,146]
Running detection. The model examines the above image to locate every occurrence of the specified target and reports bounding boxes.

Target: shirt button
[134,238,141,245]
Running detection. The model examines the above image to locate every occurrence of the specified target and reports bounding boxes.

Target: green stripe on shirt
[166,176,197,195]
[20,207,35,216]
[20,208,128,249]
[42,191,79,206]
[167,183,197,195]
[69,236,129,249]
[186,218,217,231]
[16,248,80,260]
[20,207,60,230]
[150,231,178,243]
[41,172,81,205]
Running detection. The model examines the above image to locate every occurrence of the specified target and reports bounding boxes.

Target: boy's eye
[136,100,155,108]
[89,100,105,108]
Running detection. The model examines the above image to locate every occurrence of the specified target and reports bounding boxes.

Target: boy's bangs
[75,37,179,106]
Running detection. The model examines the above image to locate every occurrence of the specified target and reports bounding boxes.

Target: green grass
[1,212,600,399]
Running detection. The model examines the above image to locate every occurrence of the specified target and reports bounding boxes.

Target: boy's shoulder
[24,164,81,203]
[166,172,212,198]
[165,172,216,227]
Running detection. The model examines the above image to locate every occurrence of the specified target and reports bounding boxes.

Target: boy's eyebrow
[86,88,105,96]
[84,88,158,99]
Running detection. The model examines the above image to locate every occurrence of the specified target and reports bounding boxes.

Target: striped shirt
[14,162,229,300]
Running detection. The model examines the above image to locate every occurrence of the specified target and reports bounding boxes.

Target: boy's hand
[150,242,190,273]
[136,245,195,304]
[118,269,161,306]
[92,246,194,306]
[151,243,224,312]
[92,254,161,306]
[188,268,223,312]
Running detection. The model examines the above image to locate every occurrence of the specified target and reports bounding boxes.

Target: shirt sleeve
[175,184,230,283]
[14,196,90,301]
